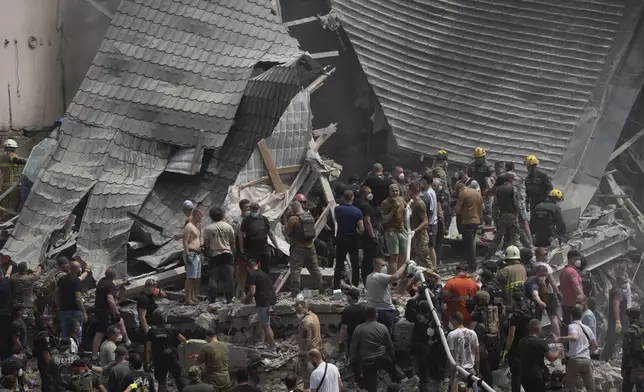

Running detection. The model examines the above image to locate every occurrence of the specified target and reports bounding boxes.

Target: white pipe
[404,200,494,392]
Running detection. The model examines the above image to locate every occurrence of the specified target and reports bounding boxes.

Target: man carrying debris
[203,207,236,304]
[530,189,566,247]
[622,308,644,392]
[239,203,278,276]
[243,259,276,347]
[351,305,402,392]
[380,183,407,273]
[284,200,323,296]
[182,208,203,305]
[197,329,231,392]
[296,300,321,389]
[601,274,630,361]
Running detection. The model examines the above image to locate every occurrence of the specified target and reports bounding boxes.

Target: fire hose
[403,201,495,392]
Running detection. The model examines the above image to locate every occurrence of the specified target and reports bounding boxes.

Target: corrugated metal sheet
[235,90,312,184]
[66,0,301,149]
[331,0,629,173]
[3,0,306,274]
[137,60,312,246]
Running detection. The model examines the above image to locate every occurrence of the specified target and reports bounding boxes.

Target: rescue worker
[467,147,494,223]
[601,274,629,361]
[11,261,41,335]
[485,173,531,258]
[0,139,26,213]
[531,189,566,247]
[469,290,500,386]
[443,264,479,326]
[524,155,553,213]
[432,149,452,230]
[296,300,321,389]
[622,307,644,392]
[496,246,528,311]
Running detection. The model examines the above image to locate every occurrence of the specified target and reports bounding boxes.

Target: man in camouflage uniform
[622,307,644,392]
[11,262,42,335]
[486,173,531,258]
[409,182,431,269]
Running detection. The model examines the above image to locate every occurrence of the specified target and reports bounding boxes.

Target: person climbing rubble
[484,173,527,258]
[284,200,323,296]
[622,307,644,392]
[523,155,553,213]
[530,189,566,248]
[296,300,321,390]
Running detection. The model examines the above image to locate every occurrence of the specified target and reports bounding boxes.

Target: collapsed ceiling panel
[332,0,644,216]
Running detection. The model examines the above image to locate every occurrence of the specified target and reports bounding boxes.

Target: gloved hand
[409,230,416,238]
[85,264,92,273]
[616,320,622,334]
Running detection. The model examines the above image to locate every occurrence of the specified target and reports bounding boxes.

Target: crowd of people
[0,145,642,392]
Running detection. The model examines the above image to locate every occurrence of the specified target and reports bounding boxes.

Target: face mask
[380,266,388,274]
[366,193,373,201]
[539,276,547,283]
[574,260,581,268]
[250,212,260,218]
[18,369,23,377]
[242,211,250,217]
[397,173,405,181]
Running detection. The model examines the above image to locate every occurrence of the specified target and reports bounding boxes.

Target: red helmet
[295,193,307,202]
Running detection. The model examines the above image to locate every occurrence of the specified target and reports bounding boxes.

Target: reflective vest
[0,152,23,187]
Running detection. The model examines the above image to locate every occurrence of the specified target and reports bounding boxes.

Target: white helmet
[3,139,17,149]
[504,245,521,260]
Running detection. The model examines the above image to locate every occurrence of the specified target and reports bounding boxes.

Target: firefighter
[524,155,553,213]
[531,189,567,248]
[467,147,494,224]
[0,139,26,214]
[496,246,528,310]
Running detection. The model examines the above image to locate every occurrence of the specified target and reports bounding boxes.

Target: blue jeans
[60,310,83,343]
[377,309,395,337]
[623,380,644,392]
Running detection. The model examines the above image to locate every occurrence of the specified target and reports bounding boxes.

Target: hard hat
[436,149,448,160]
[473,147,486,158]
[3,139,17,149]
[295,193,307,202]
[504,245,521,260]
[524,155,539,166]
[549,189,564,199]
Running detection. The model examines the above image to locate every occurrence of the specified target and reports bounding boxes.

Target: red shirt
[444,275,479,325]
[559,265,581,307]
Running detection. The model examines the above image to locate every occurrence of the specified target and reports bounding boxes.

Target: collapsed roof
[332,0,644,218]
[4,0,316,276]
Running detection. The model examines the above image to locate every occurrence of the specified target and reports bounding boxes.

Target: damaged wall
[0,0,66,130]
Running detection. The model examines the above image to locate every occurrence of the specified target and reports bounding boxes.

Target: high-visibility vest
[0,152,22,186]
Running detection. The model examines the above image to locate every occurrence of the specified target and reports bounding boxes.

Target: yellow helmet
[436,149,448,160]
[549,189,564,199]
[474,147,486,158]
[524,155,539,166]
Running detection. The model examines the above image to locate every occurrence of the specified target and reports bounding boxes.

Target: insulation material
[165,148,203,175]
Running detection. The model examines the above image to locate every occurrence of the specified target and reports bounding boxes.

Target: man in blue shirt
[334,190,365,288]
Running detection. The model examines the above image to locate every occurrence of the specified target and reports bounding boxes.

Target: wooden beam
[609,128,644,162]
[314,203,333,236]
[277,160,336,175]
[118,266,186,299]
[0,182,18,203]
[314,124,337,151]
[0,215,18,229]
[257,139,287,194]
[237,177,271,190]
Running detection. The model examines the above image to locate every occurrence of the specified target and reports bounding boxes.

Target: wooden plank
[273,268,291,294]
[237,177,271,190]
[314,203,333,236]
[191,130,204,175]
[0,215,18,229]
[257,139,287,194]
[314,124,337,150]
[609,128,644,162]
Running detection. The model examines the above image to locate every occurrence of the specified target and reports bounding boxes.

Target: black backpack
[247,215,269,242]
[293,213,316,241]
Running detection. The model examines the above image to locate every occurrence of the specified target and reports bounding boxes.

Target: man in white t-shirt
[556,305,598,392]
[447,311,479,392]
[309,349,342,392]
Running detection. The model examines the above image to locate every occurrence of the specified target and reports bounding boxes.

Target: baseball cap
[182,200,194,210]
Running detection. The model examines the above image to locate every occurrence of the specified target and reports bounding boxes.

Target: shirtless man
[182,209,203,304]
